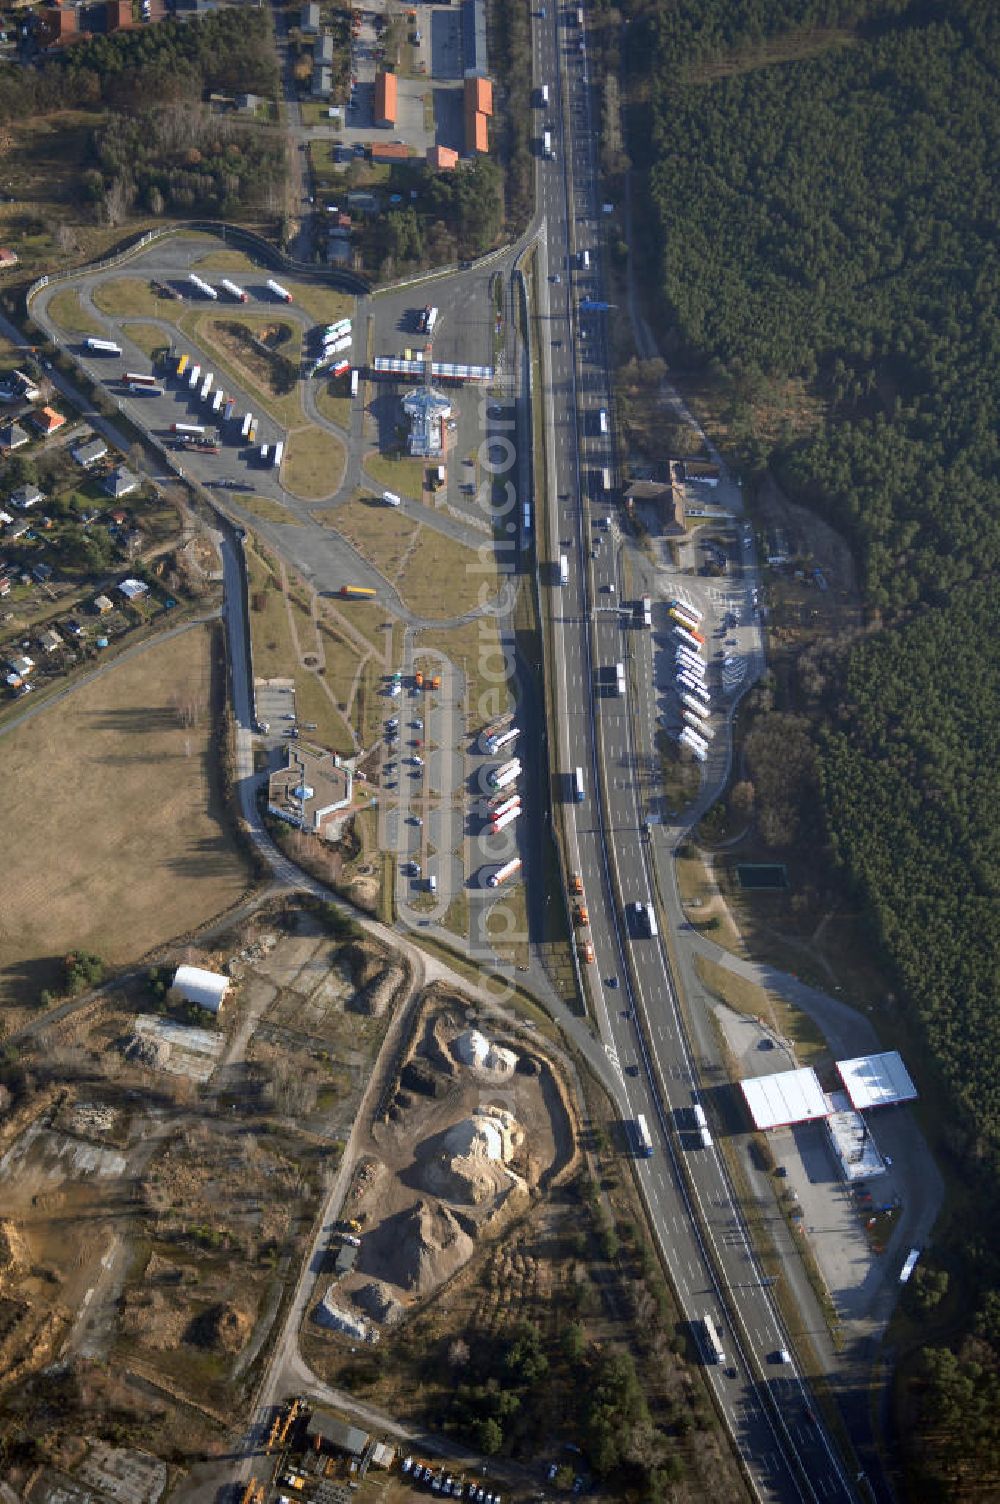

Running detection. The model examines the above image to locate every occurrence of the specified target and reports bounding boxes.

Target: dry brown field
[0,624,252,1015]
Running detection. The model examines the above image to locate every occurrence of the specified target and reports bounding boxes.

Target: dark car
[607,975,619,989]
[625,1064,639,1077]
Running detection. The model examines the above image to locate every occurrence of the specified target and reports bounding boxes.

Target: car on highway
[606,974,618,988]
[411,815,423,826]
[411,754,424,767]
[625,1064,639,1077]
[550,273,561,283]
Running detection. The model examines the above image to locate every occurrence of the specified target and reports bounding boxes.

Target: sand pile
[451,1028,518,1078]
[185,1302,252,1354]
[352,1280,403,1326]
[314,1292,378,1342]
[362,1199,474,1295]
[418,1109,525,1207]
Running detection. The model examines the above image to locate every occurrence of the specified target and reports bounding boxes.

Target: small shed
[172,964,230,1014]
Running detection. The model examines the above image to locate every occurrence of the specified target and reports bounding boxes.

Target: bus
[615,662,626,697]
[223,397,236,423]
[128,382,164,396]
[272,440,284,469]
[522,502,532,534]
[700,1314,725,1365]
[676,658,707,683]
[680,692,709,721]
[241,412,253,439]
[899,1248,921,1284]
[85,338,122,356]
[673,623,704,653]
[678,676,710,704]
[633,1115,654,1157]
[670,598,703,625]
[340,584,377,599]
[171,422,205,435]
[123,371,158,388]
[633,596,652,629]
[200,373,214,402]
[424,306,438,335]
[488,856,522,888]
[176,354,190,378]
[684,709,714,738]
[573,767,585,802]
[559,554,569,585]
[601,467,611,492]
[669,605,701,634]
[188,364,201,390]
[350,369,359,397]
[680,727,708,762]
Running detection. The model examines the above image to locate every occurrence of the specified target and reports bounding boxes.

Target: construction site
[0,902,405,1473]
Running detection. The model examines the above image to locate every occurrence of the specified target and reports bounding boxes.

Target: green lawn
[92,278,163,319]
[282,425,347,500]
[47,288,101,337]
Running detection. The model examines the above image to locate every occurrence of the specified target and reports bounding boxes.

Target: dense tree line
[87,104,286,222]
[622,2,999,1493]
[0,8,277,123]
[636,0,999,608]
[360,158,503,274]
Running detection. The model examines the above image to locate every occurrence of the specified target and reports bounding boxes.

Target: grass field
[233,493,303,526]
[415,613,503,727]
[185,311,303,429]
[191,250,257,272]
[0,625,251,1015]
[47,288,101,337]
[121,321,173,360]
[245,542,354,756]
[693,952,830,1072]
[363,451,426,501]
[281,426,347,500]
[92,277,164,319]
[332,500,499,619]
[314,379,354,433]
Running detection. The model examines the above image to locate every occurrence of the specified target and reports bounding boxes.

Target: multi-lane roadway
[530,7,862,1503]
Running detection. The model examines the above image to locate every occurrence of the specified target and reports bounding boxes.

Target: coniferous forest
[621,0,999,1492]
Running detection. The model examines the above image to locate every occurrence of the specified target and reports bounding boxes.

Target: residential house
[374,69,397,127]
[118,577,148,602]
[10,485,42,511]
[93,594,114,614]
[462,0,487,76]
[71,437,109,468]
[301,0,319,32]
[0,421,29,450]
[0,248,18,270]
[316,28,333,62]
[680,459,722,487]
[106,0,132,28]
[312,63,332,98]
[6,654,34,678]
[31,407,66,436]
[172,964,230,1014]
[236,93,259,113]
[6,518,30,541]
[0,576,11,598]
[103,466,140,499]
[37,627,61,654]
[0,510,11,526]
[32,561,52,583]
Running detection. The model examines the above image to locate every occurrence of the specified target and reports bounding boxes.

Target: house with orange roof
[427,145,459,172]
[31,407,66,436]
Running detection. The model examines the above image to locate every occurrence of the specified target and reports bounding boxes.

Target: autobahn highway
[530,8,863,1503]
